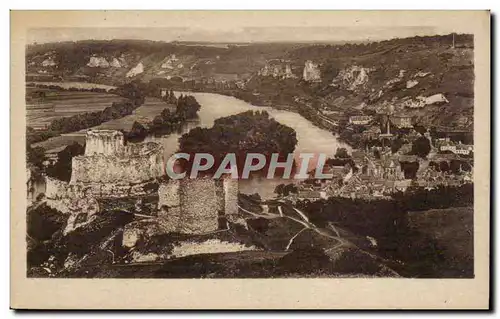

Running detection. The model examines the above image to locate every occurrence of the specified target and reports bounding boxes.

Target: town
[283,107,473,202]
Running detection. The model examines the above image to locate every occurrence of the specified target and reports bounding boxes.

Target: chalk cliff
[126,62,144,78]
[303,60,321,82]
[332,65,374,91]
[87,56,110,68]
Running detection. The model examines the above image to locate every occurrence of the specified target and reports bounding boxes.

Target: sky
[27,26,454,44]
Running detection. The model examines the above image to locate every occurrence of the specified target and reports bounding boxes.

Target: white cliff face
[41,57,56,67]
[418,93,449,105]
[406,80,419,89]
[110,57,122,68]
[303,60,321,82]
[161,61,174,69]
[402,93,449,109]
[414,71,431,78]
[161,54,179,69]
[126,62,144,77]
[87,56,110,68]
[284,64,296,78]
[259,62,296,79]
[118,54,128,67]
[333,65,373,90]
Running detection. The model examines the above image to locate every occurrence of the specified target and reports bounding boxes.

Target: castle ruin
[70,130,165,185]
[157,177,239,234]
[44,129,240,236]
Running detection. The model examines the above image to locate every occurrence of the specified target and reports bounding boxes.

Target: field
[90,97,175,131]
[26,87,126,130]
[27,81,117,92]
[32,96,174,152]
[32,134,87,153]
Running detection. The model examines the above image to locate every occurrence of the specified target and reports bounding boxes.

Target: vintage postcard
[11,10,490,309]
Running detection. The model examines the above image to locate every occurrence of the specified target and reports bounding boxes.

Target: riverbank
[173,86,356,147]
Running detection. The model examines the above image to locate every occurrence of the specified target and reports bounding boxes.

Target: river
[145,92,351,199]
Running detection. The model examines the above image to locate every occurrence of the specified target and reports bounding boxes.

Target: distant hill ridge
[26,33,474,130]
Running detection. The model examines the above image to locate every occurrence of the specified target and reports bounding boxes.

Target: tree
[334,147,350,159]
[283,183,298,196]
[46,142,85,182]
[439,161,450,172]
[160,108,172,120]
[274,184,285,196]
[413,124,427,135]
[128,121,147,141]
[391,138,404,154]
[411,136,431,158]
[27,145,46,169]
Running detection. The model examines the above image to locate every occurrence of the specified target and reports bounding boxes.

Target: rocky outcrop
[41,55,57,67]
[110,57,122,68]
[126,62,144,78]
[418,93,449,105]
[258,60,296,79]
[333,65,374,91]
[161,54,179,69]
[406,80,419,89]
[87,56,110,68]
[402,93,449,109]
[303,60,321,82]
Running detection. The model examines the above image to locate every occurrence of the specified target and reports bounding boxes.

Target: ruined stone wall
[46,175,155,200]
[178,178,220,234]
[223,177,239,222]
[85,130,125,156]
[45,176,70,199]
[70,146,165,184]
[157,178,239,234]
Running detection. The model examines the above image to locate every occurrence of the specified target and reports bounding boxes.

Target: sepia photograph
[10,10,490,309]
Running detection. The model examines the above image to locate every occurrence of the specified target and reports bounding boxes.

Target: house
[324,164,351,184]
[436,141,473,156]
[349,115,373,125]
[297,190,322,201]
[364,160,383,179]
[394,179,412,192]
[391,116,413,128]
[362,126,382,139]
[455,144,473,156]
[381,157,403,180]
[351,150,366,166]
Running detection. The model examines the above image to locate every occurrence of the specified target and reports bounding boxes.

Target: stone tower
[84,130,125,156]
